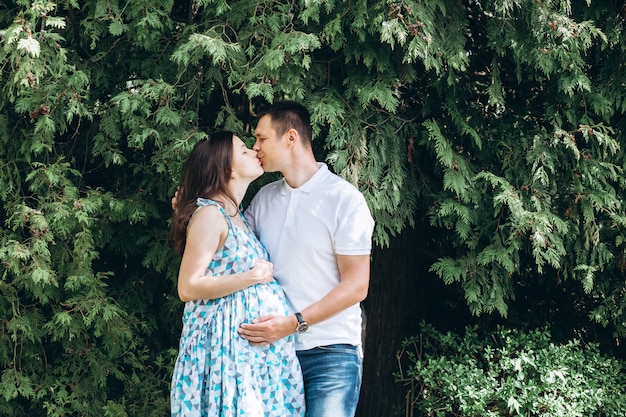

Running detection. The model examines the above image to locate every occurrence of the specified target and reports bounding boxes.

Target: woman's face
[231,135,264,181]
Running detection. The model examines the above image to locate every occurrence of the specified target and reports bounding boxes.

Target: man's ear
[286,128,298,145]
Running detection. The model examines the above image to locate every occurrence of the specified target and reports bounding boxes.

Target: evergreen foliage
[0,0,625,414]
[397,323,626,417]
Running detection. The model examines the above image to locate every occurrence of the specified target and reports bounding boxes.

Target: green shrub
[396,323,626,417]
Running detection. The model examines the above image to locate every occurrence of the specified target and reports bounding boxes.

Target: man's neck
[282,158,320,189]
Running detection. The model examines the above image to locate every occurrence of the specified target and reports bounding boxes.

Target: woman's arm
[177,205,273,302]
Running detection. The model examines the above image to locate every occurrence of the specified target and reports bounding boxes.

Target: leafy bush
[396,323,626,417]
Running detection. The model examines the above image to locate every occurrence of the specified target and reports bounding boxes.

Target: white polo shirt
[245,163,375,350]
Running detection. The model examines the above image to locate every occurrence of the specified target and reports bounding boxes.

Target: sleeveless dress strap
[188,198,235,230]
[190,198,251,250]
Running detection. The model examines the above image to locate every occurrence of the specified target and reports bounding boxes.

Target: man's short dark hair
[258,100,313,145]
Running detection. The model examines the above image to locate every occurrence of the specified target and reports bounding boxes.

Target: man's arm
[237,254,370,345]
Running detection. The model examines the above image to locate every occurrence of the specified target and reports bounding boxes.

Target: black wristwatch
[295,312,309,333]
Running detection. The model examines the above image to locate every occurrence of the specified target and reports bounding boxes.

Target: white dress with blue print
[171,198,305,416]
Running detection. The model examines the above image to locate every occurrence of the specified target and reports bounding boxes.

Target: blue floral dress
[171,198,305,417]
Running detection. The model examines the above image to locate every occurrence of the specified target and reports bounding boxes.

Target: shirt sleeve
[334,189,375,255]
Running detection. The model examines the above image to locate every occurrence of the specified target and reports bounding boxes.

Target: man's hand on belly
[238,314,298,345]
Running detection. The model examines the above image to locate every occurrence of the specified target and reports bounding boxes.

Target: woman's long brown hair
[170,131,237,255]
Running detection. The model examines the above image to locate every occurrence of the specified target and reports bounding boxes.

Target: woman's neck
[212,184,246,216]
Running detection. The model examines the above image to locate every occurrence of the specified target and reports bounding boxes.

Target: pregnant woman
[169,131,305,417]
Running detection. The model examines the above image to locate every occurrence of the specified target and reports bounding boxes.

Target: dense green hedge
[397,323,626,417]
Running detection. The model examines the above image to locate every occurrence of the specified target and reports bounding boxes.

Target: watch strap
[295,312,305,325]
[294,312,308,333]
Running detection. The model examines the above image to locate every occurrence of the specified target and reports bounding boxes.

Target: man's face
[253,115,285,173]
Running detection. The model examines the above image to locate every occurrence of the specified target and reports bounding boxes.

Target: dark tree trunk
[356,229,423,417]
[356,225,470,417]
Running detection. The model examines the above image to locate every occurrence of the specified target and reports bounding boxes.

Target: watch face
[295,312,308,333]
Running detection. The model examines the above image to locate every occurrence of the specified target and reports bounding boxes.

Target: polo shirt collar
[280,162,328,195]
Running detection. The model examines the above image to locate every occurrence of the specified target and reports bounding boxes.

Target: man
[238,100,375,417]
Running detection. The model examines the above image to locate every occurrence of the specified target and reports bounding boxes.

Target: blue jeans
[296,344,363,417]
